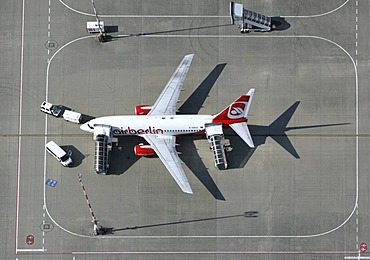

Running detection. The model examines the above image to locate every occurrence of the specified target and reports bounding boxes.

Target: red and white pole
[78,174,100,235]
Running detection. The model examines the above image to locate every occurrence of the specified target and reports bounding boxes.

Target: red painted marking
[26,234,34,245]
[360,242,367,252]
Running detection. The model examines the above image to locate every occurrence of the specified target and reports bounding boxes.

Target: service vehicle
[45,141,73,167]
[86,21,105,33]
[63,110,82,124]
[40,101,63,117]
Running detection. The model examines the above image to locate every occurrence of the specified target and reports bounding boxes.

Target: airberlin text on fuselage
[112,126,164,135]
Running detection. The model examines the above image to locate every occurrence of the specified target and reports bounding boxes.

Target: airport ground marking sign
[45,178,58,187]
[360,242,367,252]
[26,234,34,245]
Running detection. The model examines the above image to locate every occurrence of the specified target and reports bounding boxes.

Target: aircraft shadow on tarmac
[177,101,349,200]
[104,63,349,201]
[80,114,95,124]
[106,211,259,234]
[224,102,349,169]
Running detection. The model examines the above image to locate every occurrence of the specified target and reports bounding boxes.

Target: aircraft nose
[80,122,93,132]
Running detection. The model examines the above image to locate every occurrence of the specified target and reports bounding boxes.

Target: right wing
[142,134,193,194]
[148,54,194,116]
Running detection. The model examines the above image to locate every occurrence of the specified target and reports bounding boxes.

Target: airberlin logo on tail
[227,102,247,119]
[112,126,164,135]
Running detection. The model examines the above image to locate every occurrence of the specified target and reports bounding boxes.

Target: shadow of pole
[111,211,258,233]
[110,24,234,40]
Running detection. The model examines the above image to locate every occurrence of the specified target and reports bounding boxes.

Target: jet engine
[134,143,155,156]
[135,105,153,115]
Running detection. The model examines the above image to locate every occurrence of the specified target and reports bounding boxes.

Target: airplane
[80,54,255,194]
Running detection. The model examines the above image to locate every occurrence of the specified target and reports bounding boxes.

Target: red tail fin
[212,89,254,125]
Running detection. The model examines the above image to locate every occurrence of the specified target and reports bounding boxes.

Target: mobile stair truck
[230,2,271,33]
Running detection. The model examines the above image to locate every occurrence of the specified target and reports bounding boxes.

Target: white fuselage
[80,115,215,136]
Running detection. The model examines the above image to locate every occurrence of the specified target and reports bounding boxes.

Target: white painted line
[284,0,350,18]
[354,0,359,253]
[73,251,356,255]
[345,257,370,259]
[58,0,228,19]
[59,0,349,19]
[43,34,359,240]
[43,35,97,239]
[15,0,25,254]
[17,249,45,252]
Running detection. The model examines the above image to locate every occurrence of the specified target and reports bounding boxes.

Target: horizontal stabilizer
[230,122,254,148]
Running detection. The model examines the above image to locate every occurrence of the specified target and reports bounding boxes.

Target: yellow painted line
[278,133,370,137]
[0,133,91,137]
[0,133,369,138]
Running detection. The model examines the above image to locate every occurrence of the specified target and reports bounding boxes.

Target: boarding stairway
[93,125,112,174]
[205,123,228,170]
[230,2,271,32]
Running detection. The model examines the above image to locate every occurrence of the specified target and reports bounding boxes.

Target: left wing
[148,54,194,116]
[142,135,193,194]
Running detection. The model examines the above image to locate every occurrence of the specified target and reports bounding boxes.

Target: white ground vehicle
[86,21,105,33]
[63,110,82,124]
[45,141,73,167]
[40,101,63,117]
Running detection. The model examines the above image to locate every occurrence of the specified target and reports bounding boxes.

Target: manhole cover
[44,40,58,50]
[40,221,54,232]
